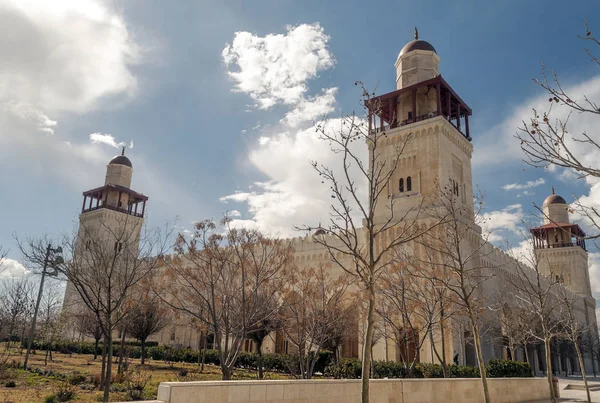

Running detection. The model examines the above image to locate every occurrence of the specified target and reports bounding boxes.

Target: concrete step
[564,383,600,391]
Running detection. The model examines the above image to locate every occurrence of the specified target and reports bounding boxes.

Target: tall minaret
[531,189,591,296]
[63,149,148,314]
[368,28,474,223]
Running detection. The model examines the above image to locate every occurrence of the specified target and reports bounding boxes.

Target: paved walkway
[526,376,600,402]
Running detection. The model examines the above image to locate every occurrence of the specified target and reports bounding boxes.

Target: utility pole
[23,244,62,369]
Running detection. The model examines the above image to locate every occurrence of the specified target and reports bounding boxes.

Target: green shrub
[486,359,532,378]
[44,394,58,403]
[68,374,87,385]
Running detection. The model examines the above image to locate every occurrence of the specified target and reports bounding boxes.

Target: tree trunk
[93,337,100,360]
[103,335,113,403]
[221,365,232,380]
[470,315,490,403]
[257,339,264,380]
[524,345,532,376]
[201,336,207,373]
[574,342,591,403]
[141,338,146,365]
[117,330,126,373]
[430,330,447,378]
[440,319,447,378]
[45,349,49,366]
[361,281,376,403]
[544,337,556,403]
[100,336,107,390]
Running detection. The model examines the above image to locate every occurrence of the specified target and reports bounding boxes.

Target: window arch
[399,178,404,192]
[407,176,412,192]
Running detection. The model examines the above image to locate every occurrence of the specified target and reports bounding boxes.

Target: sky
[1,0,600,304]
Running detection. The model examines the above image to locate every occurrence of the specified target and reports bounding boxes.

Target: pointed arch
[407,176,412,192]
[399,178,404,192]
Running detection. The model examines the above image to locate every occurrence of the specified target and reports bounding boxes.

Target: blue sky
[1,0,600,289]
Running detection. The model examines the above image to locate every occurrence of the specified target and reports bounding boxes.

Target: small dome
[109,155,132,168]
[543,194,567,206]
[400,39,437,56]
[314,228,327,236]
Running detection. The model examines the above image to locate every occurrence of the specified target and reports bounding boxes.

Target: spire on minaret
[121,146,125,156]
[414,26,419,40]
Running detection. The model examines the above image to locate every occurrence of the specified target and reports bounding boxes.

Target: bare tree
[163,218,293,380]
[507,237,563,403]
[126,298,170,365]
[50,216,171,403]
[412,185,498,403]
[74,310,103,359]
[516,21,600,231]
[37,282,63,365]
[296,83,443,403]
[1,277,34,351]
[245,293,283,379]
[378,262,445,377]
[280,264,352,379]
[557,286,593,402]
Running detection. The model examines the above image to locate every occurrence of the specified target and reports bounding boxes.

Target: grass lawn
[0,349,290,403]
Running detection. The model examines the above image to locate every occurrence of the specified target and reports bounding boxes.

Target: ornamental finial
[414,26,419,40]
[552,186,555,195]
[121,146,125,156]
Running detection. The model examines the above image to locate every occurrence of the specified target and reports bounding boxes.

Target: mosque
[64,31,599,375]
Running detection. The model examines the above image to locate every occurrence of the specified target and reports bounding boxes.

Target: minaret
[368,29,474,222]
[63,150,148,316]
[531,189,591,296]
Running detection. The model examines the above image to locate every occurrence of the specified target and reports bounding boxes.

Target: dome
[543,194,567,206]
[314,228,327,236]
[109,155,132,168]
[400,39,437,56]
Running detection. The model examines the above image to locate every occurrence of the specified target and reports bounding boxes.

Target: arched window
[399,178,404,192]
[407,176,412,192]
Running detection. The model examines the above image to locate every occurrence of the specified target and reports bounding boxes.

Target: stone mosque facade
[64,33,599,375]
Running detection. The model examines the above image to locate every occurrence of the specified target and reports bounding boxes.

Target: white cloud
[0,0,141,189]
[2,101,57,135]
[281,88,337,127]
[0,0,140,114]
[220,119,367,236]
[222,23,335,109]
[0,258,30,279]
[481,204,524,243]
[220,24,353,236]
[503,178,545,191]
[89,133,126,149]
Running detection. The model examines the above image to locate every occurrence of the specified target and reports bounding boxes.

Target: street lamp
[23,244,63,369]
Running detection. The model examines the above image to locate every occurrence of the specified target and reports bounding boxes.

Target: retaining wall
[148,377,550,403]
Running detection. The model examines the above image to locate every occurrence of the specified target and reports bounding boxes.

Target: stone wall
[150,378,549,403]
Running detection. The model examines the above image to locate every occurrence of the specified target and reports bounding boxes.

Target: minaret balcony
[366,75,472,140]
[530,222,587,252]
[81,184,148,219]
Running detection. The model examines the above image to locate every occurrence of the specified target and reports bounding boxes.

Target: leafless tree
[245,292,283,379]
[506,236,564,403]
[163,218,293,380]
[411,185,499,403]
[37,282,63,365]
[557,286,594,402]
[0,277,35,351]
[296,82,444,403]
[378,261,446,377]
[516,21,600,231]
[126,298,170,365]
[36,216,172,403]
[280,264,352,379]
[74,310,103,359]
